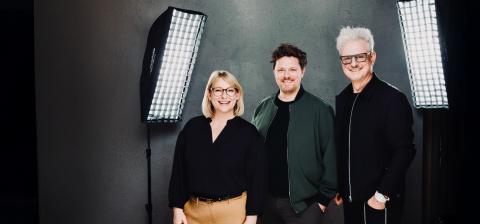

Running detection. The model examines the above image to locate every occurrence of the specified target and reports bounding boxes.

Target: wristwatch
[374,191,390,203]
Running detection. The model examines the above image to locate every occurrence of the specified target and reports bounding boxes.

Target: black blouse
[168,116,266,215]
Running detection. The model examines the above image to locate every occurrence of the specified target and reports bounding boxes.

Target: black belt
[191,192,243,203]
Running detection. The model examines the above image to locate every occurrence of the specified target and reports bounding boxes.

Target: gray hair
[336,26,375,53]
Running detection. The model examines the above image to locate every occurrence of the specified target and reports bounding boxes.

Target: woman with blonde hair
[168,70,266,224]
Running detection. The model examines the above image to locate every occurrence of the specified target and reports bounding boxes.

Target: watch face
[374,192,388,202]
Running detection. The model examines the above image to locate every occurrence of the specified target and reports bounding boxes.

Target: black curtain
[0,1,38,224]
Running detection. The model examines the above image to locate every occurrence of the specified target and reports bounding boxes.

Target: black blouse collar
[205,115,239,123]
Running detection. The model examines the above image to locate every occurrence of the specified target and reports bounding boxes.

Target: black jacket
[335,74,416,202]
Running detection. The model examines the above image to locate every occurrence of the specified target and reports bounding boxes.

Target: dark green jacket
[252,89,337,213]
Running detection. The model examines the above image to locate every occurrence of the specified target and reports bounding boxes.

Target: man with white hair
[334,26,416,224]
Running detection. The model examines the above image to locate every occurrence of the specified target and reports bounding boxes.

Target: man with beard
[252,43,337,224]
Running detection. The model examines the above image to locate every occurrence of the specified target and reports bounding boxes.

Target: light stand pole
[145,124,152,224]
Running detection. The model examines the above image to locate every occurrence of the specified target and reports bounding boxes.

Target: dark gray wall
[35,0,422,223]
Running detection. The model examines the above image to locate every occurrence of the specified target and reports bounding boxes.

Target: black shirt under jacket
[265,87,304,197]
[168,116,267,215]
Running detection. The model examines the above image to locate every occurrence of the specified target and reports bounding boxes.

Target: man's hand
[334,193,343,206]
[367,195,386,210]
[318,203,327,213]
[243,215,257,224]
[173,207,188,224]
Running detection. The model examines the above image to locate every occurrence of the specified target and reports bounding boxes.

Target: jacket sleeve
[251,100,265,128]
[168,130,190,208]
[377,93,416,198]
[251,105,259,127]
[245,131,267,215]
[315,104,338,206]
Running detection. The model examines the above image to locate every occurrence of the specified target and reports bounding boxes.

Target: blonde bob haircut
[201,70,244,118]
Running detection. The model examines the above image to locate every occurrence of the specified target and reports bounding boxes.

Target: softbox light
[140,6,207,123]
[397,0,448,108]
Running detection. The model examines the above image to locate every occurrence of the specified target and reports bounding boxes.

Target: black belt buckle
[194,192,242,203]
[200,197,221,203]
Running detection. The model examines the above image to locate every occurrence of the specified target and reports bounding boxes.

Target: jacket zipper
[263,102,297,213]
[348,94,360,202]
[287,105,298,214]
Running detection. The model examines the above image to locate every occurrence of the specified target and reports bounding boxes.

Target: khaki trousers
[184,192,247,224]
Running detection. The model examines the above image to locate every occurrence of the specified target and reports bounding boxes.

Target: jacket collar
[274,85,305,105]
[357,73,381,101]
[338,72,380,101]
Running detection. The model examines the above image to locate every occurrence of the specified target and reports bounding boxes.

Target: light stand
[138,6,207,224]
[145,124,152,224]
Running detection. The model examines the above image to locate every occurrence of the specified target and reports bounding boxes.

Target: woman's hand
[173,207,188,224]
[243,215,257,224]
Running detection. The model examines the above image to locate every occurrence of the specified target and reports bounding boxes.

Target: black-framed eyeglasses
[339,52,371,65]
[211,87,237,97]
